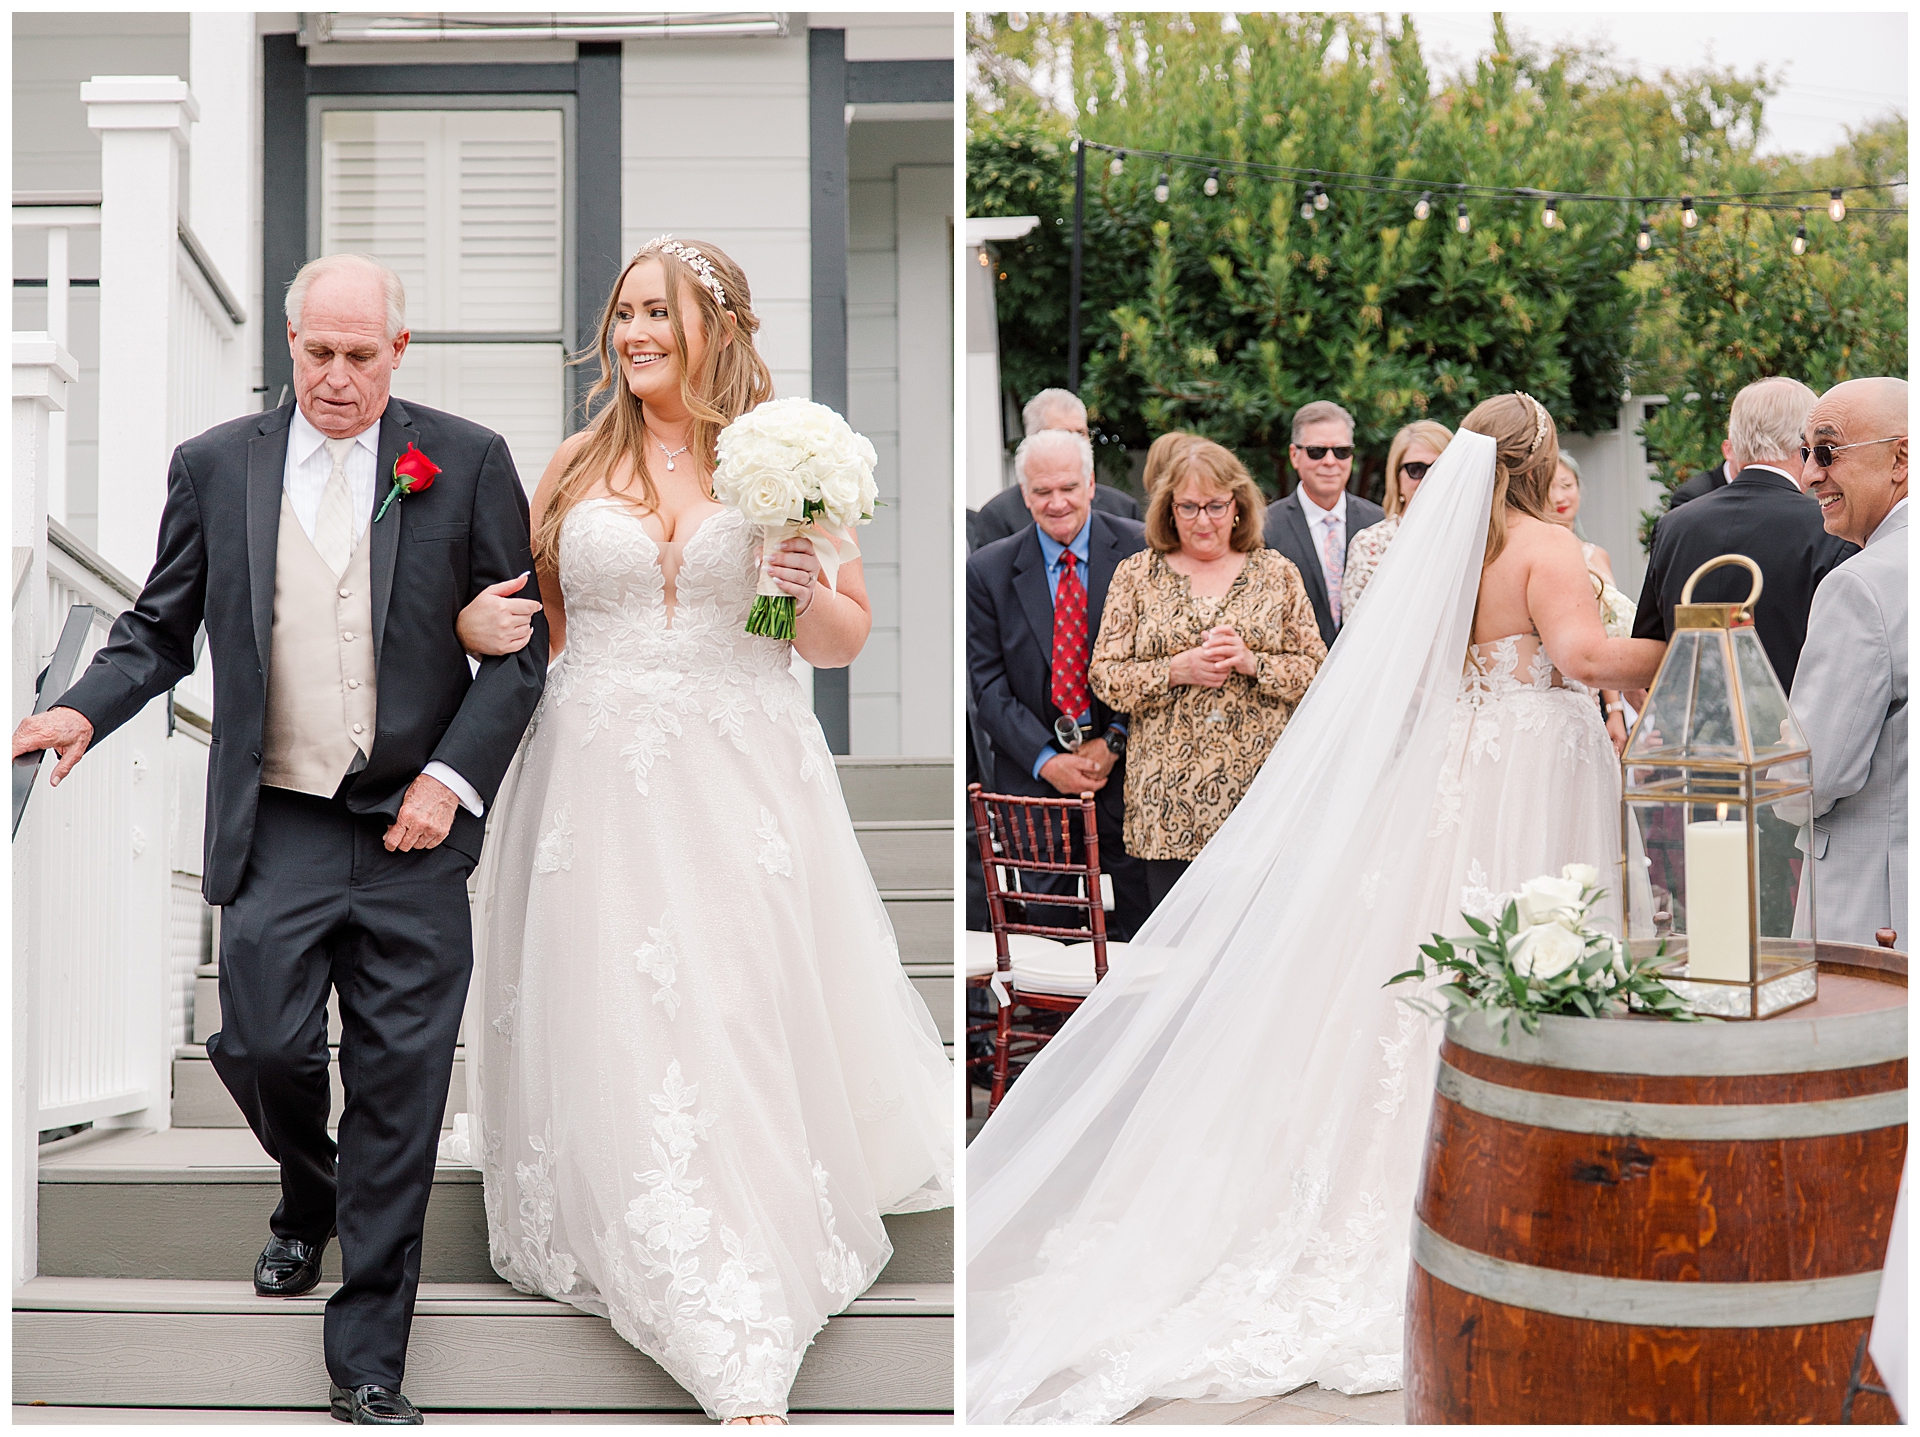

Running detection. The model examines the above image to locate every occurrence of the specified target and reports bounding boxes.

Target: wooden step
[853,821,951,893]
[13,1278,952,1413]
[36,1128,952,1285]
[833,756,952,822]
[170,1051,462,1131]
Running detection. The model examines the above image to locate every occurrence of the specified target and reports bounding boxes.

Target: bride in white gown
[451,237,953,1424]
[966,394,1665,1424]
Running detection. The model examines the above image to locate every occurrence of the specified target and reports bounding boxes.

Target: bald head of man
[1801,377,1909,546]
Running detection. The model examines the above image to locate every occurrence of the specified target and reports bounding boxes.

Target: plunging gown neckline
[576,496,730,628]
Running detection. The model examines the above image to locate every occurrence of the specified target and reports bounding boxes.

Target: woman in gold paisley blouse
[1089,439,1327,913]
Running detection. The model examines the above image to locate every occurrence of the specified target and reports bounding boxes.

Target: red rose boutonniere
[375,442,441,523]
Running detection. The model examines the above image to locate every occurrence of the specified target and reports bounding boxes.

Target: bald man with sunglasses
[1261,401,1385,647]
[1772,376,1908,947]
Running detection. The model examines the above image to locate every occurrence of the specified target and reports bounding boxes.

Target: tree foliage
[968,12,1907,503]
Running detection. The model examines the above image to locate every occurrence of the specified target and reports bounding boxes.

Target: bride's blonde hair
[1460,393,1560,568]
[534,237,775,572]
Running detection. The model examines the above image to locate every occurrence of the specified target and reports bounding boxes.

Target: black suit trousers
[207,786,473,1391]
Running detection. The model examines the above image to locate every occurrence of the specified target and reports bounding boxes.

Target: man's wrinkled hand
[384,772,460,852]
[1040,750,1106,796]
[12,706,94,787]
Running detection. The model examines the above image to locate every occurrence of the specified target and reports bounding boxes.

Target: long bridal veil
[967,430,1500,1424]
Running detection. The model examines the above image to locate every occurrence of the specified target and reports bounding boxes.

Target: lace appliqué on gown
[470,499,953,1423]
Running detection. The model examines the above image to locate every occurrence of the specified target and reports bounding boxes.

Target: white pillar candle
[1684,805,1752,981]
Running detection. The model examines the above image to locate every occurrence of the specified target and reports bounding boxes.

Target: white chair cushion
[966,930,1067,979]
[1013,939,1134,998]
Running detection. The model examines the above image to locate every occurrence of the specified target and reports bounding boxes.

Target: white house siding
[10,12,190,548]
[620,36,811,402]
[847,119,953,757]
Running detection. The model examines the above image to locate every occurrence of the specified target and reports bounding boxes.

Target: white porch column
[82,76,199,585]
[13,333,78,1285]
[190,13,259,421]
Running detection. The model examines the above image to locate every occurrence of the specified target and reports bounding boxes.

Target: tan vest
[260,491,378,796]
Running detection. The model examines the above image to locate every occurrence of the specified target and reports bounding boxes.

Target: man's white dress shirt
[1297,486,1349,607]
[283,406,483,816]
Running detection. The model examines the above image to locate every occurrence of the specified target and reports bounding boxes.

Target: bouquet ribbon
[754,518,861,599]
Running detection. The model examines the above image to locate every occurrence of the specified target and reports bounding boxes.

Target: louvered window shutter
[319,109,566,487]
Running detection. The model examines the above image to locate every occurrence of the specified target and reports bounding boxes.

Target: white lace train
[457,501,953,1421]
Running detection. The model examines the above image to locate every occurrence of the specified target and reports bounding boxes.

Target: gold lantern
[1620,555,1817,1018]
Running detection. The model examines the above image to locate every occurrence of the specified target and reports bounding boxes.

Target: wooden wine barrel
[1406,944,1907,1424]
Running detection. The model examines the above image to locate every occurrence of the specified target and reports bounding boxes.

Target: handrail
[176,219,246,327]
[48,518,138,605]
[13,603,96,839]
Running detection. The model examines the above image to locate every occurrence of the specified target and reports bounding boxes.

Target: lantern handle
[1679,553,1764,611]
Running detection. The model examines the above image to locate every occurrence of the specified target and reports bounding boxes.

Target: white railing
[30,526,172,1132]
[10,196,99,530]
[172,219,245,449]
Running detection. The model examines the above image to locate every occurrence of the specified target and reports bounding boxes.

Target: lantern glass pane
[1733,627,1804,760]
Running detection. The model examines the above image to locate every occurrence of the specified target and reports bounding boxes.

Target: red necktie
[1050,549,1092,722]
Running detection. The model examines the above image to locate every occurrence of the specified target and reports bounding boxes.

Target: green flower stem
[744,594,797,641]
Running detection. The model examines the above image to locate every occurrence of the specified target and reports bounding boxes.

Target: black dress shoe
[253,1228,334,1297]
[330,1383,424,1425]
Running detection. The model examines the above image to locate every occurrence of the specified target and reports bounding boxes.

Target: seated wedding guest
[1547,452,1636,755]
[1639,375,1855,933]
[1263,400,1385,648]
[1773,376,1907,947]
[967,426,1151,938]
[1090,439,1326,912]
[1342,418,1451,618]
[972,387,1142,545]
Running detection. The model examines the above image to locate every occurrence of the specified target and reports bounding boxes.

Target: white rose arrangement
[1387,863,1699,1040]
[711,398,879,639]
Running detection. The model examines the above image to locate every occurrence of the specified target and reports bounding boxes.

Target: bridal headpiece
[1516,392,1551,456]
[639,235,728,309]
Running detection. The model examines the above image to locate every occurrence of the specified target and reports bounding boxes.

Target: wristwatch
[1100,727,1128,758]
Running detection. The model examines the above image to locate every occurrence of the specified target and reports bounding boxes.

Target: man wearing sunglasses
[1261,400,1385,647]
[1772,376,1908,948]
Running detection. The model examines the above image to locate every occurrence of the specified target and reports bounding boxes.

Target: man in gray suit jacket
[1774,377,1908,947]
[1261,400,1385,647]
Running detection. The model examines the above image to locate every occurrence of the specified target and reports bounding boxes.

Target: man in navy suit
[967,427,1150,939]
[1261,400,1386,648]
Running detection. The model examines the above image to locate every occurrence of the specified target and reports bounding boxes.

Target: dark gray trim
[808,27,851,753]
[305,63,578,95]
[261,33,309,406]
[845,59,952,105]
[572,41,623,432]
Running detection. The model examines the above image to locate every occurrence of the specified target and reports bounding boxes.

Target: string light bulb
[1312,182,1329,211]
[1204,167,1219,197]
[1455,200,1471,234]
[1791,215,1808,255]
[1636,219,1652,252]
[1414,191,1432,221]
[1541,199,1558,228]
[1154,172,1170,203]
[1829,188,1846,222]
[1109,152,1124,178]
[1681,196,1698,228]
[1299,191,1315,221]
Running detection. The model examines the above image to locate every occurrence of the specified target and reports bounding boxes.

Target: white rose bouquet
[1386,864,1699,1040]
[711,397,879,639]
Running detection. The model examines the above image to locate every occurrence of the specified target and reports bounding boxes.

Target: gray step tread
[169,1053,462,1131]
[12,1409,949,1425]
[36,1127,954,1286]
[15,1277,952,1318]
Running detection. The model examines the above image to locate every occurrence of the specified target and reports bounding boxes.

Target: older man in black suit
[1634,375,1855,936]
[1261,400,1386,648]
[971,387,1142,547]
[12,253,544,1426]
[967,426,1150,939]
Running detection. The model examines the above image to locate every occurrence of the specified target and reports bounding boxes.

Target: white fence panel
[33,535,169,1130]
